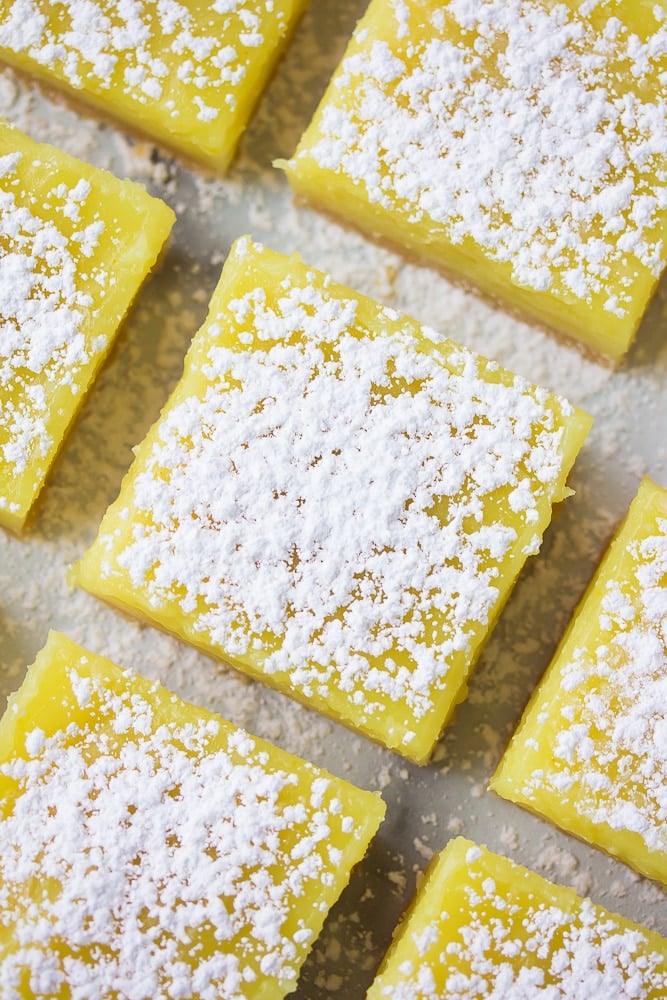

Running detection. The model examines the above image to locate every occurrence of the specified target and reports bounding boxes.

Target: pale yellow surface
[492,478,667,885]
[367,838,667,999]
[283,0,667,362]
[72,238,590,763]
[0,0,309,171]
[0,630,384,999]
[0,119,174,533]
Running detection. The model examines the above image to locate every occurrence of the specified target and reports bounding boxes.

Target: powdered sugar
[0,1,665,992]
[0,143,103,479]
[528,493,667,855]
[0,0,268,100]
[292,0,667,319]
[0,634,379,998]
[369,839,667,999]
[0,0,305,165]
[0,119,173,529]
[82,239,585,754]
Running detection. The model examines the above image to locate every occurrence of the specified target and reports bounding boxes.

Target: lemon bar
[281,0,667,363]
[0,119,174,533]
[0,630,384,998]
[367,837,667,999]
[72,237,591,764]
[492,478,667,885]
[0,0,308,172]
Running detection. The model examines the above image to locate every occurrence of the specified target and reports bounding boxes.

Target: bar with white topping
[0,630,385,998]
[0,119,174,533]
[72,237,591,763]
[367,838,667,999]
[282,0,667,362]
[492,477,667,885]
[0,0,309,171]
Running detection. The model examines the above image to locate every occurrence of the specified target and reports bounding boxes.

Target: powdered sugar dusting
[0,137,106,487]
[294,0,667,314]
[0,635,379,998]
[0,0,305,163]
[369,839,667,999]
[0,118,173,528]
[83,239,585,753]
[0,2,665,992]
[515,484,667,857]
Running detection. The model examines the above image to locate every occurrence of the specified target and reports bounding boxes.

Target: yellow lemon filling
[492,477,667,886]
[72,237,591,763]
[0,630,384,998]
[367,837,667,999]
[0,119,174,532]
[282,0,667,362]
[0,0,309,171]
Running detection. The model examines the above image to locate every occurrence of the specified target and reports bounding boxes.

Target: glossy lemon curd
[72,237,590,763]
[367,838,667,999]
[0,0,309,171]
[0,630,384,999]
[492,478,667,885]
[282,0,667,362]
[0,119,174,532]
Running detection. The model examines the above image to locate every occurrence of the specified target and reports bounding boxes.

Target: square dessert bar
[282,0,667,363]
[366,837,667,999]
[492,478,667,886]
[0,0,308,172]
[0,630,385,998]
[0,119,174,533]
[72,237,591,763]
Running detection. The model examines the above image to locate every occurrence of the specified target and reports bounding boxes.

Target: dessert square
[0,0,309,171]
[366,837,667,999]
[281,0,667,363]
[72,237,591,763]
[492,477,667,885]
[0,630,385,997]
[0,119,174,533]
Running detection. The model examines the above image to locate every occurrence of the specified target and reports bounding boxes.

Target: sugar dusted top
[499,480,667,867]
[0,148,107,494]
[549,525,667,853]
[0,633,379,998]
[78,238,589,759]
[368,839,667,999]
[0,121,173,529]
[0,0,307,167]
[291,0,667,320]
